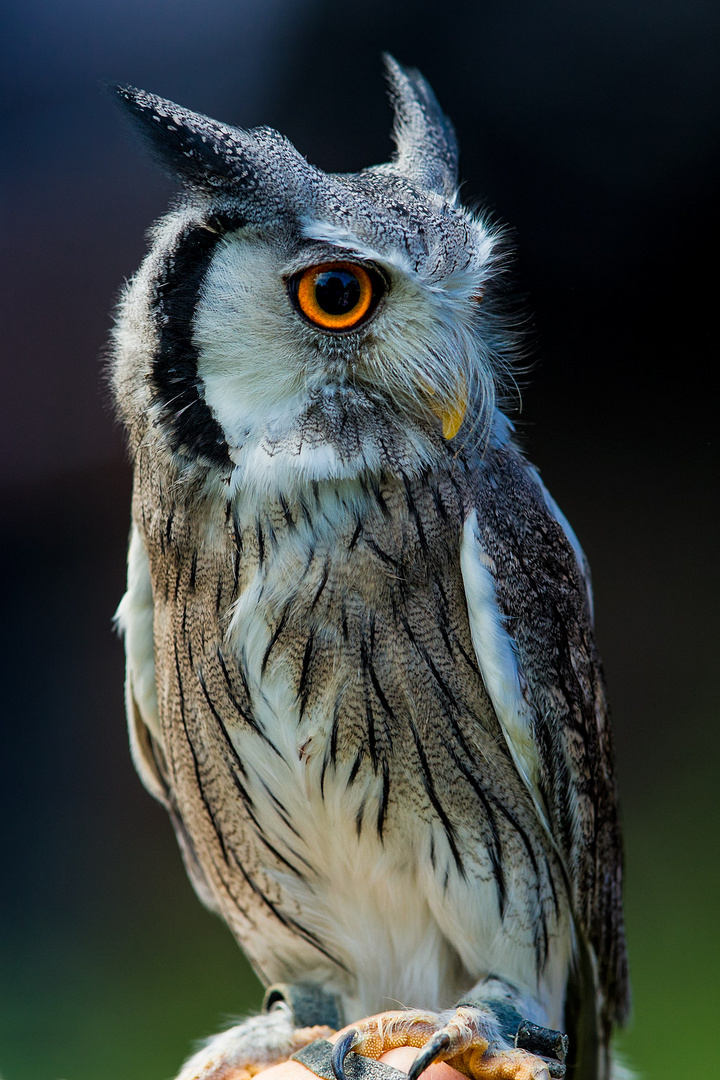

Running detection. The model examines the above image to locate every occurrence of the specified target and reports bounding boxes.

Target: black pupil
[314,269,361,315]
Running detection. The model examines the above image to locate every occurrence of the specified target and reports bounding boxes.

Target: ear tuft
[382,55,459,197]
[109,83,258,190]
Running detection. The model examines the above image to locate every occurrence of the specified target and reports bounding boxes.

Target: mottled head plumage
[111,58,510,492]
[112,55,458,201]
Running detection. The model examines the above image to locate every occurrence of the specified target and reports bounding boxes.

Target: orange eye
[290,262,381,331]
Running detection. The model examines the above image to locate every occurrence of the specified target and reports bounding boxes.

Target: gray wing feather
[465,440,629,1030]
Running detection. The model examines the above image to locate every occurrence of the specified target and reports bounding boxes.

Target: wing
[114,524,222,915]
[460,437,629,1036]
[115,525,169,803]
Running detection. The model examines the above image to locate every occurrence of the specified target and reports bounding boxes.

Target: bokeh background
[1,2,718,1077]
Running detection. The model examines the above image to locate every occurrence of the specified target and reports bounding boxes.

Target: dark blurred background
[1,2,718,1077]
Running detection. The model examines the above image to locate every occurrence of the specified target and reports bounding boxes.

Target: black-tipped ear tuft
[382,55,459,197]
[109,83,259,190]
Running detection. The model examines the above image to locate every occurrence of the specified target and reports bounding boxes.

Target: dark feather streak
[297,630,315,719]
[376,761,390,841]
[174,644,229,864]
[228,847,348,971]
[261,606,290,676]
[309,560,330,612]
[408,719,464,876]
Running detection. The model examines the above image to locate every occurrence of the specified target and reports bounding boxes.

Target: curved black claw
[406,1032,452,1080]
[332,1028,360,1080]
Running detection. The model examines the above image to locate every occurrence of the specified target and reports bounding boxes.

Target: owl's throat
[223,383,451,500]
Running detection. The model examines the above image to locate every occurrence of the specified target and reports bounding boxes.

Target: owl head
[111,57,511,499]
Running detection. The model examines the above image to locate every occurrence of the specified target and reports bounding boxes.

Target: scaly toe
[331,1010,442,1078]
[454,1046,559,1080]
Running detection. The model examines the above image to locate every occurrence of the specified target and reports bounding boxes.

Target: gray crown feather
[112,58,458,210]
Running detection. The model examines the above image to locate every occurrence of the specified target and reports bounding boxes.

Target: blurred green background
[1,1,718,1078]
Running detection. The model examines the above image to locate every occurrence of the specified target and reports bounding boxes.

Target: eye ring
[289,261,383,331]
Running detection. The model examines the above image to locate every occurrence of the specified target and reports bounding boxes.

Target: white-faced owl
[112,56,629,1080]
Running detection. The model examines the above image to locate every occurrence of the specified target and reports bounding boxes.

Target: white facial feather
[192,209,501,491]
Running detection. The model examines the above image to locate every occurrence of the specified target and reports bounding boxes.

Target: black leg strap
[515,1021,568,1078]
[292,1040,406,1080]
[263,982,345,1030]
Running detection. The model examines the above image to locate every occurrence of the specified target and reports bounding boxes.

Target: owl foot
[331,1010,439,1078]
[173,982,344,1080]
[330,1009,566,1080]
[175,1016,335,1080]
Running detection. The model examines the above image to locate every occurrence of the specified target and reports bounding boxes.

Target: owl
[112,57,629,1080]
